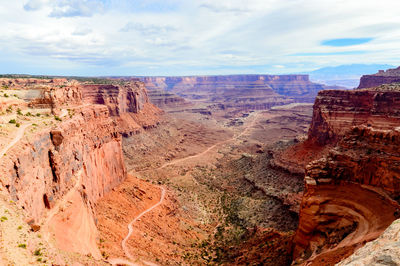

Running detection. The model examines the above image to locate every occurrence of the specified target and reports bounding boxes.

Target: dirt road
[108,186,166,266]
[160,111,260,168]
[0,123,31,158]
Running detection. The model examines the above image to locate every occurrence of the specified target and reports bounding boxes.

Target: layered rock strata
[358,66,400,89]
[337,218,400,265]
[146,89,190,110]
[140,75,342,104]
[0,78,161,259]
[308,87,400,145]
[293,84,400,265]
[81,81,149,115]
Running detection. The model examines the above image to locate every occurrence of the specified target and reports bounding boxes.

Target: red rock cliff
[0,78,161,259]
[140,74,341,103]
[308,87,400,145]
[293,85,400,265]
[0,105,125,219]
[81,81,149,115]
[358,66,400,89]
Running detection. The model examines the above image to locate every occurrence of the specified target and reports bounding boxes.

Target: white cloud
[72,27,92,36]
[24,0,104,17]
[49,0,105,18]
[23,0,48,11]
[0,0,400,75]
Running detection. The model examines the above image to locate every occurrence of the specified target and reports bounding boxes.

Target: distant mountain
[307,64,394,88]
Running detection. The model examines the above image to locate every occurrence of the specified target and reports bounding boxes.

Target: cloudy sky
[0,0,399,76]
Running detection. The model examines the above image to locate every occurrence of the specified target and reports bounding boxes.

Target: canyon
[290,80,400,265]
[0,74,316,265]
[0,77,161,264]
[1,67,400,265]
[138,75,342,116]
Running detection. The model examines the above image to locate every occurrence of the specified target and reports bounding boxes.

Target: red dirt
[274,139,331,174]
[96,174,203,265]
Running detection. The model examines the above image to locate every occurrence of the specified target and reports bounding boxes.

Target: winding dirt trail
[0,123,31,264]
[0,123,31,158]
[1,109,67,158]
[108,187,166,266]
[108,112,260,265]
[160,111,260,169]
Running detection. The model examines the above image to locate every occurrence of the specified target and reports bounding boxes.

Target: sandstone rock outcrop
[141,75,332,101]
[308,86,400,145]
[80,80,162,134]
[293,83,400,265]
[146,89,190,110]
[338,219,400,265]
[140,75,343,113]
[0,104,125,258]
[81,81,148,115]
[29,81,83,109]
[0,77,161,259]
[358,66,400,89]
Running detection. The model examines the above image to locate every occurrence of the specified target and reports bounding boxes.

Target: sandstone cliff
[308,86,400,145]
[358,66,400,89]
[146,89,190,110]
[338,218,400,265]
[0,77,161,261]
[81,81,148,115]
[140,75,342,116]
[293,84,400,265]
[141,75,328,100]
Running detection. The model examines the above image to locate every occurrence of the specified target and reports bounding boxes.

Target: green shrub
[3,93,8,98]
[54,116,62,121]
[8,119,16,124]
[0,216,7,222]
[18,243,26,249]
[16,123,20,127]
[34,249,42,256]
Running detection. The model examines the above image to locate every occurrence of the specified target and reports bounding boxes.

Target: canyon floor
[95,104,312,265]
[2,74,400,265]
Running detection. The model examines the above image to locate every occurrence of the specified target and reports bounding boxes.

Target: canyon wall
[293,84,400,265]
[139,75,343,113]
[0,105,126,221]
[358,66,400,89]
[0,78,161,259]
[140,75,340,101]
[81,81,149,115]
[146,89,190,110]
[308,87,400,145]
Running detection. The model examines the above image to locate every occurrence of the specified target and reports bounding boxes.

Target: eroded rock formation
[0,77,161,260]
[140,75,343,113]
[309,87,400,145]
[358,66,400,89]
[141,75,330,100]
[293,83,400,265]
[337,218,400,265]
[146,89,190,110]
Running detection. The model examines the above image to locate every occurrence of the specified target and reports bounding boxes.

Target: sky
[0,0,399,76]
